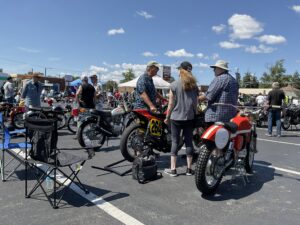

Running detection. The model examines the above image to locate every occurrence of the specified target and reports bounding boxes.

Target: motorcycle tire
[77,120,106,151]
[281,116,291,130]
[12,112,25,129]
[57,114,66,130]
[244,132,256,173]
[67,116,77,134]
[120,123,145,162]
[195,143,223,195]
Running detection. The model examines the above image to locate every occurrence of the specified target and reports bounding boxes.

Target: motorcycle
[281,104,300,130]
[77,101,132,150]
[194,103,257,195]
[255,106,268,127]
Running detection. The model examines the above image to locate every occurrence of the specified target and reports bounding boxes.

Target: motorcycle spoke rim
[83,124,104,147]
[205,154,220,187]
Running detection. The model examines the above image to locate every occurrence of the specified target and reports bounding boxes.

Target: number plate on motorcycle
[149,119,162,136]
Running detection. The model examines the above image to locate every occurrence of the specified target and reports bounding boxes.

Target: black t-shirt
[267,89,285,108]
[80,83,95,108]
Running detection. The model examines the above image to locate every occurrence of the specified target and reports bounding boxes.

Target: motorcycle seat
[149,111,166,119]
[223,122,238,134]
[90,109,111,117]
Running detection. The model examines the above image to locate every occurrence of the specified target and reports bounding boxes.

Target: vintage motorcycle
[77,101,133,150]
[120,108,206,162]
[281,104,300,130]
[195,103,257,195]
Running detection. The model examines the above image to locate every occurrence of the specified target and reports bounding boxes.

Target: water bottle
[45,171,54,190]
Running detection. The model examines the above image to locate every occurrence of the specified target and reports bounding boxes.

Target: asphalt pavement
[0,125,300,225]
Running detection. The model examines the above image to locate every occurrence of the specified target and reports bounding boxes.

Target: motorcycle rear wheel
[77,120,106,151]
[195,143,223,195]
[281,116,291,130]
[120,123,146,162]
[244,132,256,173]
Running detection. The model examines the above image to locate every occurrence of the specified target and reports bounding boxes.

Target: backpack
[30,128,58,164]
[132,155,162,184]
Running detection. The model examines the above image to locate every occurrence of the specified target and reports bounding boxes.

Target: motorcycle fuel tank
[111,106,125,117]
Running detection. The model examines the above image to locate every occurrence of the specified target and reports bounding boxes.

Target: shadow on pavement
[201,160,275,201]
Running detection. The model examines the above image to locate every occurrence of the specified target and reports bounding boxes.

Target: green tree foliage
[103,80,118,92]
[260,59,287,88]
[292,71,300,89]
[120,69,135,83]
[241,72,259,88]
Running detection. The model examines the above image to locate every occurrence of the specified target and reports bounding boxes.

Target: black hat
[177,61,192,72]
[7,76,12,80]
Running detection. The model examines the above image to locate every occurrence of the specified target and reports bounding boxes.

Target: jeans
[268,110,281,135]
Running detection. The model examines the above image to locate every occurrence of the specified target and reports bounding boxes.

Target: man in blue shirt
[199,60,239,123]
[135,61,164,111]
[21,73,43,109]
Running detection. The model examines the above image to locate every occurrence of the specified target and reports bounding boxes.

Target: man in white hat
[135,61,164,111]
[266,82,285,137]
[199,60,239,124]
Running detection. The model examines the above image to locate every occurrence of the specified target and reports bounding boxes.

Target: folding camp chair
[24,117,90,209]
[0,123,31,181]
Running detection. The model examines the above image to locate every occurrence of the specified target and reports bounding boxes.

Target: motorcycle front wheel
[195,143,223,195]
[67,116,77,134]
[12,112,25,129]
[77,120,106,151]
[120,123,146,162]
[281,116,291,130]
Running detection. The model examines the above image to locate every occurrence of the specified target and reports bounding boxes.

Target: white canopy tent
[119,75,170,89]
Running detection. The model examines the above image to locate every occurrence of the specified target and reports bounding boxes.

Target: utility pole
[45,67,47,77]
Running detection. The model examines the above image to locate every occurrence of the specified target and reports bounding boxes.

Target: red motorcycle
[10,104,26,129]
[195,103,257,195]
[120,108,205,162]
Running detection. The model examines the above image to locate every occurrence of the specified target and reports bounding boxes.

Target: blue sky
[0,0,300,84]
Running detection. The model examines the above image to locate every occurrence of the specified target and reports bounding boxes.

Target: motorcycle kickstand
[231,163,249,186]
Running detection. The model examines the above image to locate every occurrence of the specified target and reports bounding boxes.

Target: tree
[120,69,135,83]
[241,72,259,88]
[103,80,118,92]
[292,71,300,89]
[260,59,287,88]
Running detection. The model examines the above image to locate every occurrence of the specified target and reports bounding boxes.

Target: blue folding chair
[0,121,31,181]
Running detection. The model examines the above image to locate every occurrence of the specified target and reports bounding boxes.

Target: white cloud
[212,53,220,60]
[199,63,209,68]
[292,5,300,13]
[165,49,194,57]
[196,53,204,58]
[48,57,61,61]
[219,41,242,49]
[257,35,287,44]
[18,47,40,53]
[107,28,125,36]
[136,10,154,19]
[245,44,276,54]
[142,52,157,57]
[228,14,263,39]
[90,65,108,73]
[212,24,226,34]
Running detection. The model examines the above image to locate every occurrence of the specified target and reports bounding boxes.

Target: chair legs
[25,162,89,209]
[1,149,25,181]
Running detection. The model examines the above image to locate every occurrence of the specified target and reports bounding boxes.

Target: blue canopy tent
[69,79,82,87]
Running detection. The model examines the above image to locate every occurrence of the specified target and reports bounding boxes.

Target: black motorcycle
[77,102,133,150]
[282,104,300,130]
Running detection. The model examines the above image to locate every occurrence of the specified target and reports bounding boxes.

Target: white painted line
[12,149,145,225]
[254,163,300,176]
[258,138,300,146]
[257,127,300,135]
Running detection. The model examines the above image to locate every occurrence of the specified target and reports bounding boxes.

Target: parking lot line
[12,149,145,225]
[254,162,300,176]
[258,138,300,146]
[257,127,300,135]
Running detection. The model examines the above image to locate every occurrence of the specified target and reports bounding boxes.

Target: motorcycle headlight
[215,128,229,149]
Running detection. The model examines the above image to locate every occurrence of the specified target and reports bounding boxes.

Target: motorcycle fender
[201,125,223,142]
[124,112,136,127]
[80,115,98,125]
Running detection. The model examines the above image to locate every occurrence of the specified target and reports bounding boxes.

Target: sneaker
[164,168,178,177]
[186,168,194,176]
[276,134,281,138]
[265,133,272,137]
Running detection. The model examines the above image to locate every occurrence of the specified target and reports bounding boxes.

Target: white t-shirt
[3,81,15,98]
[256,95,265,105]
